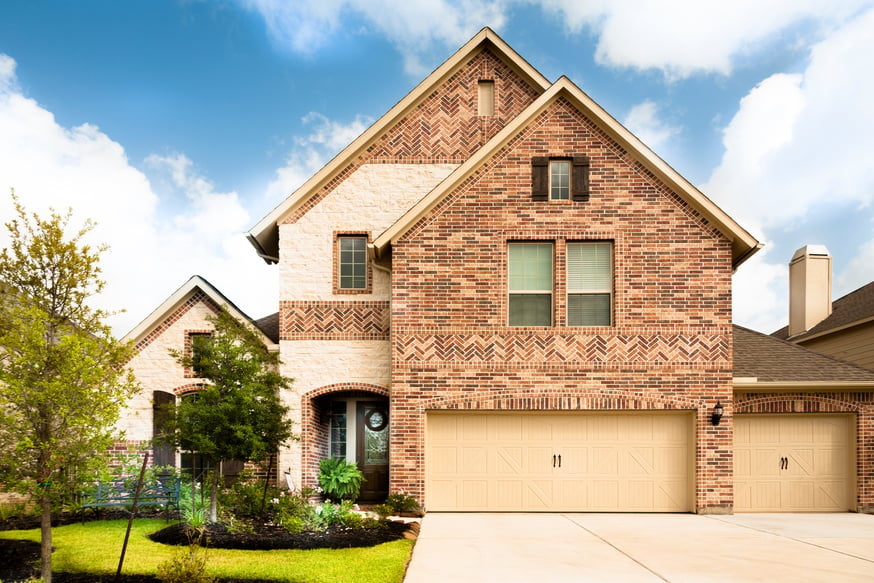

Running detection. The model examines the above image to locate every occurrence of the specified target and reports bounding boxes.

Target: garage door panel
[427,412,691,511]
[734,415,852,512]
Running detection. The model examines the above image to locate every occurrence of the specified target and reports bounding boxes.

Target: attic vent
[478,80,495,116]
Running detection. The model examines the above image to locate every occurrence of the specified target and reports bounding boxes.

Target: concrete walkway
[403,513,874,582]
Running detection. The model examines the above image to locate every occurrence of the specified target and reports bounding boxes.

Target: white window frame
[566,241,613,326]
[508,242,554,326]
[550,160,570,201]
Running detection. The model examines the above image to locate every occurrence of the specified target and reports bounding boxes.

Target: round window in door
[365,408,388,432]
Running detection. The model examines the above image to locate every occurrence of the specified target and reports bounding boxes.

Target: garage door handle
[553,454,556,468]
[780,457,788,470]
[558,454,562,468]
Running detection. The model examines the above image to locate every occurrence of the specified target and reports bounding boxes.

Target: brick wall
[389,96,735,512]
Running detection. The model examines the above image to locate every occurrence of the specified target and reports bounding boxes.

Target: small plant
[385,491,422,515]
[318,458,364,502]
[156,543,216,583]
[372,503,394,520]
[184,505,207,530]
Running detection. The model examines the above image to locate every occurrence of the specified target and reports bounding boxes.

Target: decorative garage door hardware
[780,457,789,470]
[552,454,562,468]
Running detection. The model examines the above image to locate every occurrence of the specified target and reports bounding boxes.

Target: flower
[271,498,279,505]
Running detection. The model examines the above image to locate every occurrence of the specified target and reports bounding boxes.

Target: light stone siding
[118,300,218,442]
[278,339,391,489]
[279,163,457,301]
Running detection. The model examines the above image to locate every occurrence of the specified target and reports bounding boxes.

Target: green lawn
[0,519,414,582]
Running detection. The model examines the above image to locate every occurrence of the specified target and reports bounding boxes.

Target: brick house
[122,28,874,513]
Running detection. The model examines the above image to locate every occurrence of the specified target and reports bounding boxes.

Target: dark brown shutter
[572,156,590,201]
[532,157,548,201]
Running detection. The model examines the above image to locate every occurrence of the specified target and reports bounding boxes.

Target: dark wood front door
[356,401,389,501]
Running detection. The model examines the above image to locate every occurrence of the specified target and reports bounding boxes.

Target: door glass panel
[364,406,389,465]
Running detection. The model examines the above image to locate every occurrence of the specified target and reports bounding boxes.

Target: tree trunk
[209,462,220,523]
[40,492,53,583]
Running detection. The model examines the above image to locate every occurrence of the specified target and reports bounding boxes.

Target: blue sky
[1,1,873,336]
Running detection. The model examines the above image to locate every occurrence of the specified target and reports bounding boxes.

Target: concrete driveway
[403,513,874,582]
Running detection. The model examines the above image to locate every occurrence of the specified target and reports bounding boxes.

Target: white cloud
[731,246,787,334]
[623,100,680,152]
[265,112,372,202]
[703,8,874,330]
[239,0,505,75]
[543,0,872,79]
[0,55,277,336]
[240,1,874,79]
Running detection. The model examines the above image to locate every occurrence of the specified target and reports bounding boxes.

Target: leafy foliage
[164,307,295,521]
[156,542,216,583]
[0,192,139,582]
[318,458,365,502]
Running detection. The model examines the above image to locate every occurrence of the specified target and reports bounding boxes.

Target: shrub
[156,544,216,583]
[317,458,364,502]
[385,491,421,515]
[372,503,394,520]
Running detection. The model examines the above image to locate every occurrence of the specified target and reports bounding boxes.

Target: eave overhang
[373,77,761,269]
[246,27,551,264]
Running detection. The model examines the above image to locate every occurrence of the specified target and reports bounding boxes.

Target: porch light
[711,402,724,426]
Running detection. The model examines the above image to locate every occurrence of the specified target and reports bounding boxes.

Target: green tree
[0,192,138,583]
[168,307,294,522]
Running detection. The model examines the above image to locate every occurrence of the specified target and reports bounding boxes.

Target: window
[550,160,570,200]
[532,156,590,201]
[508,242,553,326]
[189,332,211,377]
[478,80,495,116]
[567,242,612,326]
[338,236,367,290]
[329,401,347,460]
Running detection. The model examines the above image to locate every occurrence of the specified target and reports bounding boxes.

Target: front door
[357,401,389,501]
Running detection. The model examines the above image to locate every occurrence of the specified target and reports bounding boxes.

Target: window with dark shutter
[572,156,590,201]
[531,157,548,201]
[532,156,590,202]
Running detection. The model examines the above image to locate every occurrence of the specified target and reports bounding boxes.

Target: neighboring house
[773,245,874,369]
[120,28,874,513]
[120,276,279,481]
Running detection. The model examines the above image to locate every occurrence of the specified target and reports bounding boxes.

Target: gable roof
[247,27,551,263]
[373,76,761,269]
[734,324,874,385]
[772,280,874,341]
[123,275,275,348]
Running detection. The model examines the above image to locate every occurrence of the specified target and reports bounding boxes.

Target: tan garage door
[734,415,854,512]
[426,412,693,512]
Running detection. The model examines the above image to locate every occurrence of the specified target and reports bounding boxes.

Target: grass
[0,519,414,583]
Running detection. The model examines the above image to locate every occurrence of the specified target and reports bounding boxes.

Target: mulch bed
[0,514,417,582]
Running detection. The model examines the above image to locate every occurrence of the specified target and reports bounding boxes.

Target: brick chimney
[788,245,832,337]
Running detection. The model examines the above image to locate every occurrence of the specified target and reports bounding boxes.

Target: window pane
[509,243,553,291]
[568,293,611,326]
[509,294,552,326]
[567,242,611,291]
[550,160,570,200]
[339,236,367,289]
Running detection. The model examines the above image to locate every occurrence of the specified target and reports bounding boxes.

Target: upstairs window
[532,156,590,202]
[189,332,212,377]
[508,242,553,326]
[567,242,612,326]
[338,235,368,290]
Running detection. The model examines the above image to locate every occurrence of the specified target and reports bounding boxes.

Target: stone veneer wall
[119,292,221,446]
[389,97,735,513]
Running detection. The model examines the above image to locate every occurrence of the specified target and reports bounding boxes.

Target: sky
[1,1,873,337]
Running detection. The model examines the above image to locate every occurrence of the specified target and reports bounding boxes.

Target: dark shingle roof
[254,312,279,344]
[772,281,874,341]
[734,324,874,382]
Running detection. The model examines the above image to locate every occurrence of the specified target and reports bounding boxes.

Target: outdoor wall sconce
[711,402,724,426]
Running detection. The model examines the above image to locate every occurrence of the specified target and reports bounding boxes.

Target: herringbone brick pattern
[280,301,390,340]
[393,331,730,365]
[282,48,542,225]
